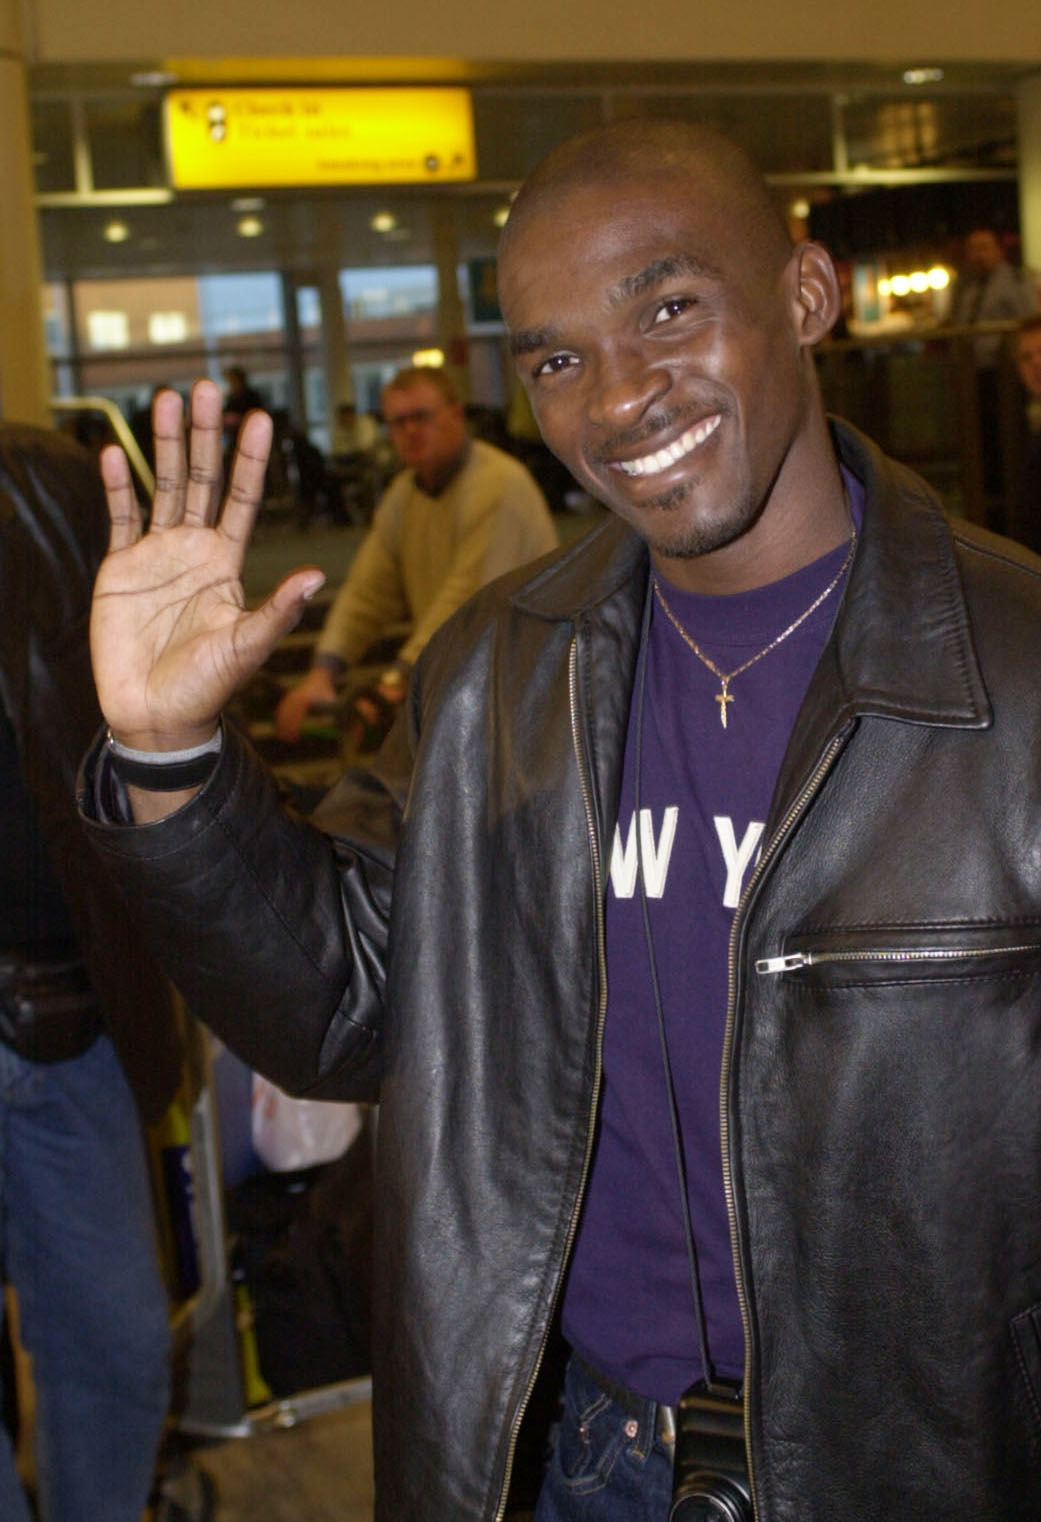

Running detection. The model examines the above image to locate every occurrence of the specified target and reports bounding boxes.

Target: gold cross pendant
[716,685,733,728]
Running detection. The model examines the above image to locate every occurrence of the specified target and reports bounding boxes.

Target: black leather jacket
[83,420,1041,1519]
[0,424,180,1119]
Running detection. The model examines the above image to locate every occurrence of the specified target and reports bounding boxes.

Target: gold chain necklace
[652,528,857,728]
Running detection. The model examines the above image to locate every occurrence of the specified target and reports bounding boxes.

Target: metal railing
[49,393,155,498]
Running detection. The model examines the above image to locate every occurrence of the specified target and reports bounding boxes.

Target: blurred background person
[948,227,1039,351]
[946,227,1038,508]
[274,365,558,750]
[327,400,389,526]
[1010,314,1041,553]
[331,399,380,459]
[221,364,266,447]
[0,423,181,1522]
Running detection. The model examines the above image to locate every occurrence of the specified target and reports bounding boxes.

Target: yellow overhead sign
[165,87,476,190]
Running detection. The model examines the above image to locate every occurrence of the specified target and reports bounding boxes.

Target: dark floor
[169,1399,374,1522]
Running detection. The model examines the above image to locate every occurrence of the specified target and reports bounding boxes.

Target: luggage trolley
[153,1008,373,1440]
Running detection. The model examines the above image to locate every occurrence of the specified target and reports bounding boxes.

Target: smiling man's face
[499,155,842,592]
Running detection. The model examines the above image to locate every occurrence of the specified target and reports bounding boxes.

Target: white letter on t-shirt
[714,817,765,909]
[610,813,641,898]
[609,807,679,899]
[640,806,678,899]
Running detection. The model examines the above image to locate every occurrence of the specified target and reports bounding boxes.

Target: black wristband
[106,729,221,792]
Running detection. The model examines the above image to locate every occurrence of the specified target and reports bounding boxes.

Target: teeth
[616,414,721,477]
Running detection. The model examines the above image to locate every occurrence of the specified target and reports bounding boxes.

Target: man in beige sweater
[275,365,557,745]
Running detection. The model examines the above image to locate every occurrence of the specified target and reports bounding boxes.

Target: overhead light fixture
[789,198,811,222]
[87,310,130,350]
[370,212,397,234]
[903,67,945,85]
[149,312,189,344]
[880,266,952,300]
[231,197,266,213]
[411,348,444,368]
[236,215,264,238]
[103,219,131,244]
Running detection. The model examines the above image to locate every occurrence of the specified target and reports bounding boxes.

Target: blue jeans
[534,1355,674,1522]
[0,1033,170,1522]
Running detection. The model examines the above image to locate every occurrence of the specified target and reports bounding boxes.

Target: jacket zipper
[756,943,1041,974]
[492,635,610,1522]
[720,726,852,1522]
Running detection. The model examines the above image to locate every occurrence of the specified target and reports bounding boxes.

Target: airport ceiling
[31,57,1035,280]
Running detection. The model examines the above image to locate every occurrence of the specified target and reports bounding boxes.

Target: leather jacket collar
[509,417,992,738]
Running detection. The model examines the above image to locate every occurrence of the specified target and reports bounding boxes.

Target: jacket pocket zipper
[756,942,1041,974]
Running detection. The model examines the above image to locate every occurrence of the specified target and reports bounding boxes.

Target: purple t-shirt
[562,478,863,1404]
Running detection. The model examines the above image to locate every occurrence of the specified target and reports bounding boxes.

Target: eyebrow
[507,252,719,357]
[607,253,719,306]
[509,325,562,358]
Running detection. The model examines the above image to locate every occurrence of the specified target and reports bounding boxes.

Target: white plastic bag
[251,1074,363,1172]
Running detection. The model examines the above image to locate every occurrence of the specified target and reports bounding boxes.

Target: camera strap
[633,577,730,1398]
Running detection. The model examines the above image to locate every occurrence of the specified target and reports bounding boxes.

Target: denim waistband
[571,1354,677,1445]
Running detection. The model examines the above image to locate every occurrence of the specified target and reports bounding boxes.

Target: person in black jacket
[83,121,1041,1522]
[0,424,181,1522]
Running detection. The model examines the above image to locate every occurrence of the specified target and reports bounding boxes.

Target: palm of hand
[91,522,253,746]
[93,383,326,753]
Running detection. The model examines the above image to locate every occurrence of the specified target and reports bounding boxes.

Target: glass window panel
[148,311,190,344]
[340,266,437,321]
[472,95,604,181]
[609,93,835,175]
[352,361,404,414]
[297,286,321,329]
[31,100,76,193]
[198,272,283,338]
[843,93,1018,171]
[74,276,203,351]
[42,282,71,357]
[303,365,329,453]
[85,99,165,190]
[86,310,130,350]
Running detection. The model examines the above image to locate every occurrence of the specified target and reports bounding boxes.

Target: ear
[787,241,842,347]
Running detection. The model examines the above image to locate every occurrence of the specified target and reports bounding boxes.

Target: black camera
[668,1378,752,1522]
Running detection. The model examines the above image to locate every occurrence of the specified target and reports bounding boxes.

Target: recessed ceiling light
[903,67,945,85]
[370,212,397,234]
[236,216,264,238]
[103,220,131,244]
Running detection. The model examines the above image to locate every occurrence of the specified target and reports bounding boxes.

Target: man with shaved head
[82,120,1041,1521]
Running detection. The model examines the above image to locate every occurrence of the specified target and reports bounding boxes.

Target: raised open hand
[91,379,325,753]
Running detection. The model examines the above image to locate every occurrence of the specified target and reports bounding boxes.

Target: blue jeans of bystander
[0,1033,170,1522]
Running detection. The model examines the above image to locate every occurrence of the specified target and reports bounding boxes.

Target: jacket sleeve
[79,720,402,1101]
